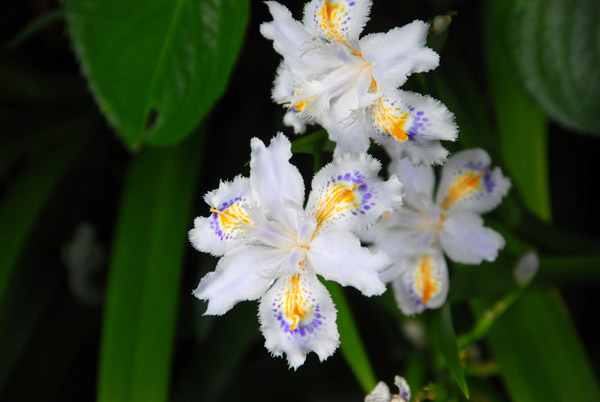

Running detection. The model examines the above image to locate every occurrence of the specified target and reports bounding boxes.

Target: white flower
[261,0,457,165]
[189,133,403,368]
[365,376,411,402]
[367,149,511,315]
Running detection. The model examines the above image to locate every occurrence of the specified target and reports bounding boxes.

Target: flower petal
[306,152,403,234]
[435,148,511,213]
[259,273,339,369]
[368,210,437,263]
[193,245,284,315]
[370,89,457,166]
[250,133,305,227]
[389,156,435,209]
[308,230,389,296]
[188,175,254,256]
[303,0,372,46]
[391,251,448,315]
[261,2,313,66]
[361,20,439,88]
[320,81,374,155]
[440,212,505,264]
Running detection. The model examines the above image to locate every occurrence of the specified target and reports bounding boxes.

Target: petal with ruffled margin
[391,251,448,315]
[361,20,439,88]
[272,63,310,134]
[250,133,305,228]
[189,175,254,256]
[440,212,505,264]
[308,230,389,296]
[435,148,511,213]
[261,2,313,66]
[303,0,371,47]
[370,89,457,166]
[320,80,374,155]
[193,245,284,315]
[389,157,435,209]
[306,153,403,234]
[259,273,339,369]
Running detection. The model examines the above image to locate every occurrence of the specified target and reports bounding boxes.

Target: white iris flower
[366,149,511,314]
[261,0,457,165]
[189,133,403,368]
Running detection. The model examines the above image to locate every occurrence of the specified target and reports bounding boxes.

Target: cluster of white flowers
[189,0,510,369]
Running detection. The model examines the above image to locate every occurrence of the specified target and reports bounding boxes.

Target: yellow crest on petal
[373,97,410,142]
[209,200,252,240]
[439,170,485,210]
[413,255,440,304]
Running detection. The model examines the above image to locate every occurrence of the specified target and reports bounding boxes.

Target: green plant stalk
[458,290,521,352]
[325,282,377,393]
[430,305,469,399]
[97,132,203,402]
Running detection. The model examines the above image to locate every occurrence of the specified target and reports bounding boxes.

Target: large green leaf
[473,292,600,401]
[487,0,551,220]
[97,132,202,402]
[504,0,600,134]
[481,3,600,401]
[65,0,249,147]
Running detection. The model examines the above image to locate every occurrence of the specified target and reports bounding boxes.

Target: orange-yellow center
[285,274,307,330]
[210,203,250,231]
[318,1,343,39]
[313,182,358,235]
[440,171,485,210]
[292,99,310,112]
[414,255,439,304]
[373,98,409,142]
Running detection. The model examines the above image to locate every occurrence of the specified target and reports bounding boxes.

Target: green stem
[325,282,377,393]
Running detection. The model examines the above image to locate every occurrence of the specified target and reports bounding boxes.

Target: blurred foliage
[1,0,599,401]
[503,0,600,135]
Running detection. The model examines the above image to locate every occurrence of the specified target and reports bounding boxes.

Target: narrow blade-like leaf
[97,133,202,402]
[325,282,377,393]
[430,305,469,399]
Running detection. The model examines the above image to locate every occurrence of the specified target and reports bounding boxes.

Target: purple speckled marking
[406,110,433,138]
[208,196,246,241]
[466,162,495,193]
[408,284,425,306]
[320,169,377,219]
[274,311,325,337]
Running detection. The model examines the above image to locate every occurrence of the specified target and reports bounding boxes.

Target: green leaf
[481,4,600,401]
[472,292,600,401]
[97,132,203,402]
[430,305,469,399]
[504,0,600,134]
[0,141,78,309]
[290,130,331,154]
[486,0,551,221]
[325,282,377,394]
[65,0,249,148]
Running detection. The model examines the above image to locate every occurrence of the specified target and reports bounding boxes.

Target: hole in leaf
[144,108,159,131]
